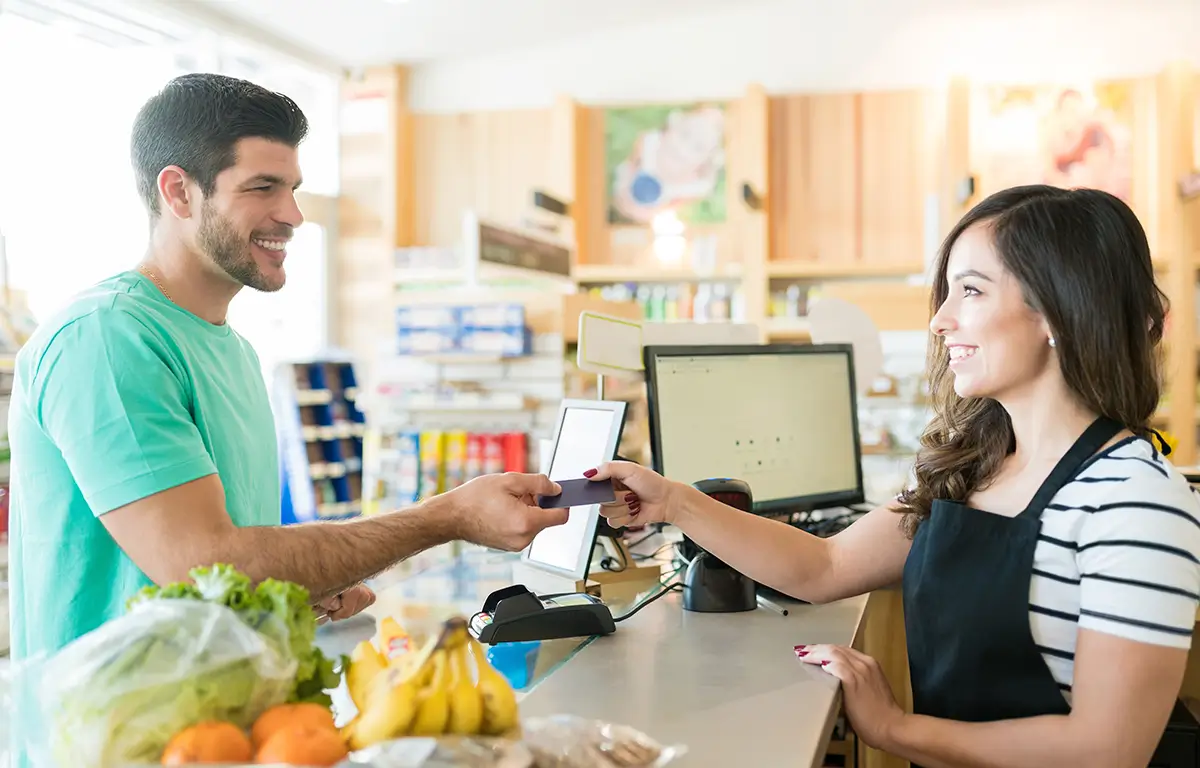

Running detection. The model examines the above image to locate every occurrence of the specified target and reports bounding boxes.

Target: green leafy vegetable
[126,563,337,706]
[34,599,295,767]
[30,565,346,767]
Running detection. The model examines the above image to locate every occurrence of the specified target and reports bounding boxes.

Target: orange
[251,702,337,748]
[161,721,253,765]
[255,724,349,766]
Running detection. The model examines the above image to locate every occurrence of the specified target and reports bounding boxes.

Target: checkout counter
[317,542,870,768]
[317,342,898,765]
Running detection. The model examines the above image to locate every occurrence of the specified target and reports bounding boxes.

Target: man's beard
[196,201,285,293]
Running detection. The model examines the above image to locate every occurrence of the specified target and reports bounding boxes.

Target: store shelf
[764,317,812,339]
[572,263,744,283]
[275,358,367,525]
[767,261,926,279]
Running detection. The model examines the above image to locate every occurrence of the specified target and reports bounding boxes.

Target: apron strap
[1150,428,1173,457]
[1019,417,1125,518]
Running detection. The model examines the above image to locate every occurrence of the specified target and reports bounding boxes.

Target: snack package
[519,716,686,768]
[17,600,296,768]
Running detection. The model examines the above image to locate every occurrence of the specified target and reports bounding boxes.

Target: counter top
[518,590,869,768]
[318,547,870,767]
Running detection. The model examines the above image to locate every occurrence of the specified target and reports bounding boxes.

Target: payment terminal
[469,584,616,644]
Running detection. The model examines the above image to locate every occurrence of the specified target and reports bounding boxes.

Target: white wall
[409,0,1200,112]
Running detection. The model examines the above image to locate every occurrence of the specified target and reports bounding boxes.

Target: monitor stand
[511,519,664,601]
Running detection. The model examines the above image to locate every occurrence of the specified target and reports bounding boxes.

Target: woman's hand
[796,643,907,751]
[583,461,681,528]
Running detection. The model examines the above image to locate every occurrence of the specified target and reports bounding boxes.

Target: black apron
[902,417,1123,733]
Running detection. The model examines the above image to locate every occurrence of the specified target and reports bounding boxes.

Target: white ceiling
[172,0,749,68]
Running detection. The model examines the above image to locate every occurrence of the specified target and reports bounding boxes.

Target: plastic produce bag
[339,720,686,768]
[18,599,296,768]
[343,736,536,767]
[519,716,686,768]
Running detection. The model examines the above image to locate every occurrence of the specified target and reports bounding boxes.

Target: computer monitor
[643,344,865,513]
[522,399,628,580]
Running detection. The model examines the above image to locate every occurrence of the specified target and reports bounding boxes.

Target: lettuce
[33,600,295,767]
[126,563,343,706]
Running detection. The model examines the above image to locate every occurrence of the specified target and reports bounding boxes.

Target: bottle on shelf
[693,283,712,322]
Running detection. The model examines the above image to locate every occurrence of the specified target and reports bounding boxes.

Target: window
[0,4,339,380]
[0,10,184,321]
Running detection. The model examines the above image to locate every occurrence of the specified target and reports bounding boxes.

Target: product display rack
[276,357,367,524]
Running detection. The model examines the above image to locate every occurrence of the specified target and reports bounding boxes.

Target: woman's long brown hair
[895,185,1169,537]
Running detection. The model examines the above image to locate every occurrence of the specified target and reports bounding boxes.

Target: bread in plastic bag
[17,599,296,768]
[518,715,685,768]
[343,735,536,767]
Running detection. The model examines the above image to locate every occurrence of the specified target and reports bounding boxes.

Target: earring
[1048,337,1057,348]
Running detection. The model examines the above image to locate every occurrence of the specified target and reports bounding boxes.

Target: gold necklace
[138,265,172,302]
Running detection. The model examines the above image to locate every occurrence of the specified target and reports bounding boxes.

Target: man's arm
[99,474,457,600]
[33,310,566,599]
[98,470,564,601]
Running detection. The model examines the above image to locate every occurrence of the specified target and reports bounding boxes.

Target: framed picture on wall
[971,81,1135,204]
[603,102,728,226]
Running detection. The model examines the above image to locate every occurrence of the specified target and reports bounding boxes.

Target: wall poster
[972,82,1134,203]
[604,103,727,225]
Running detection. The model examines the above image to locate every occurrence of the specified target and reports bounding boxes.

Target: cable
[612,581,685,623]
[600,544,628,572]
[624,530,658,550]
[632,540,675,562]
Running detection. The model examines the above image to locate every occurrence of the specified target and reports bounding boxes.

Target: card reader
[469,584,616,644]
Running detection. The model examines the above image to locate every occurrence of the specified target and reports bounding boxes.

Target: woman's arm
[670,484,912,603]
[884,630,1186,768]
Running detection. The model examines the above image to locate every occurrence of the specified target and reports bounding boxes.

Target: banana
[468,635,519,735]
[346,666,421,750]
[389,632,439,682]
[408,649,451,736]
[446,642,483,735]
[438,616,470,652]
[347,640,387,709]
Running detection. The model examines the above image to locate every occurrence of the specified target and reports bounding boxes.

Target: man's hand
[316,583,376,625]
[444,472,568,551]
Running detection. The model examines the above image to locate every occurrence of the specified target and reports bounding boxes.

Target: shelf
[766,261,926,279]
[572,263,744,283]
[764,318,812,339]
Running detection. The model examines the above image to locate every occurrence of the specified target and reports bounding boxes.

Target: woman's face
[930,223,1055,400]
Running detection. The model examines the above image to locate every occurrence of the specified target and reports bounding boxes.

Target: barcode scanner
[681,478,758,613]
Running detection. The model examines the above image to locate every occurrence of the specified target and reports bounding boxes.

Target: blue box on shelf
[460,303,525,328]
[396,304,463,329]
[396,326,461,355]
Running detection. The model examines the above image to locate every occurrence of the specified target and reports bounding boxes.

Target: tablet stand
[511,519,663,600]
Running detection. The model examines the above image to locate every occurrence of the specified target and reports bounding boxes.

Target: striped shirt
[1029,435,1200,702]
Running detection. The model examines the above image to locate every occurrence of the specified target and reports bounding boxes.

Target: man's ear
[157,165,195,220]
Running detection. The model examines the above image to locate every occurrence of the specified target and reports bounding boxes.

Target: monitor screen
[524,399,627,578]
[644,344,864,512]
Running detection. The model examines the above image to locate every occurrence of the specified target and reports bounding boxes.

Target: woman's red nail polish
[821,661,830,666]
[583,469,597,478]
[796,651,809,657]
[794,644,807,649]
[625,493,638,503]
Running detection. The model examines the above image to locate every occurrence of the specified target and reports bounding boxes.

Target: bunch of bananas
[342,616,519,751]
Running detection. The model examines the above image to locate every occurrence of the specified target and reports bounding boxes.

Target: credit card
[537,477,616,509]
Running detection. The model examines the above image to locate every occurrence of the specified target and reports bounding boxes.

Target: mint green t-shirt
[8,270,280,662]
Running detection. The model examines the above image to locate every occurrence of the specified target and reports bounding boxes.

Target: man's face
[193,137,304,292]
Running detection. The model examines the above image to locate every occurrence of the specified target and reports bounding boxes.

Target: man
[7,73,568,663]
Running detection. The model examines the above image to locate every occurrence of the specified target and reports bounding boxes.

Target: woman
[585,185,1200,767]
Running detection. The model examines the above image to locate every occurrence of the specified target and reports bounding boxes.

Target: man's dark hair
[131,73,309,215]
